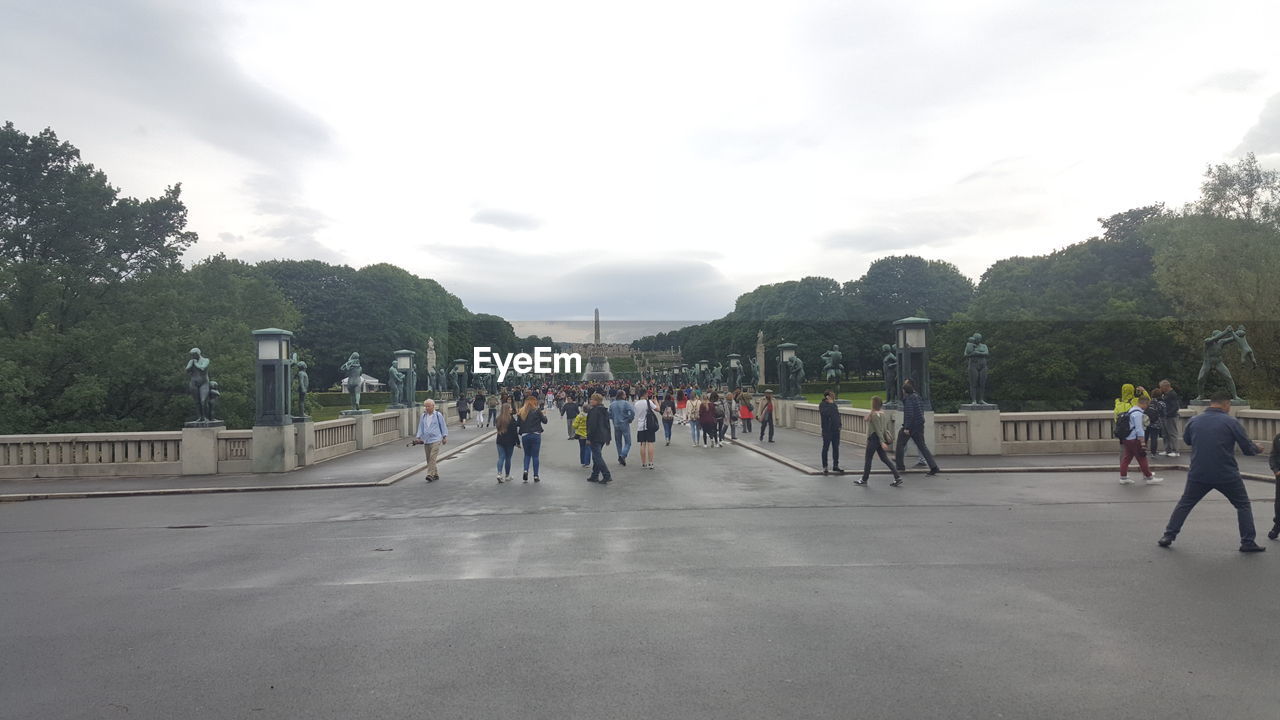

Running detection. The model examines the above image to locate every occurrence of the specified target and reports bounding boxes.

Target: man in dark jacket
[562,397,580,439]
[1158,379,1181,456]
[1159,391,1265,552]
[1270,439,1280,541]
[585,393,613,484]
[819,390,843,474]
[894,381,940,477]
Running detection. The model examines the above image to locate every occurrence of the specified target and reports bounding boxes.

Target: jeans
[690,420,701,443]
[614,424,632,459]
[862,432,898,480]
[521,433,542,475]
[589,441,612,480]
[662,419,673,441]
[1119,438,1151,477]
[758,416,774,441]
[496,444,513,476]
[821,435,840,468]
[894,427,938,472]
[577,437,591,465]
[487,408,496,426]
[1164,479,1257,542]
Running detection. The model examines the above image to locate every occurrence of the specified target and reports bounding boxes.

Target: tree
[1194,152,1280,227]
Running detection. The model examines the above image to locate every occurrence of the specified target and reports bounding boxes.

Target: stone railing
[1236,409,1280,453]
[372,412,401,445]
[0,431,183,479]
[314,418,357,462]
[999,411,1119,455]
[216,430,253,474]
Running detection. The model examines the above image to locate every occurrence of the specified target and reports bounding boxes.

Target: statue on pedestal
[388,363,405,405]
[820,345,845,383]
[712,363,724,387]
[881,344,898,404]
[341,352,363,410]
[185,348,215,422]
[295,361,310,415]
[1195,326,1244,401]
[746,358,759,387]
[784,355,806,398]
[964,333,991,405]
[404,363,417,406]
[436,367,448,395]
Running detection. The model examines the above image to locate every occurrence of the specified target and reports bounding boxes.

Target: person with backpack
[515,395,547,483]
[494,403,519,483]
[609,389,635,466]
[472,391,488,428]
[634,389,661,469]
[485,391,499,428]
[687,391,703,446]
[711,391,728,444]
[659,391,676,446]
[456,392,470,429]
[1117,395,1162,485]
[700,392,721,448]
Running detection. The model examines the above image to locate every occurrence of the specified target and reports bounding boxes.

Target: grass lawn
[800,391,879,408]
[310,404,393,422]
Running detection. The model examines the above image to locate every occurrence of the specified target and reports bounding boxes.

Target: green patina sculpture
[747,358,759,387]
[964,333,991,405]
[820,345,845,384]
[784,354,805,397]
[1196,326,1245,401]
[388,363,405,405]
[404,363,417,406]
[341,352,363,410]
[295,360,310,414]
[185,348,214,422]
[881,344,898,403]
[207,380,221,421]
[1235,325,1258,368]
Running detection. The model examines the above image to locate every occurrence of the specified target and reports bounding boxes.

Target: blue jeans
[496,444,513,476]
[521,433,542,475]
[662,419,673,441]
[578,438,591,465]
[589,441,612,480]
[614,424,631,459]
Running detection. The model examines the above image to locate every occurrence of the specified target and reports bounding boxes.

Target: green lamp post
[253,328,294,426]
[893,316,932,410]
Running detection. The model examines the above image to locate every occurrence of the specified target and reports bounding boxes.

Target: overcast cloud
[4,0,1279,334]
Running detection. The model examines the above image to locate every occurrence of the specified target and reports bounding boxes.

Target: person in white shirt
[633,390,661,469]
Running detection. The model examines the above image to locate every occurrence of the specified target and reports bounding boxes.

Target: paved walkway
[3,420,1278,719]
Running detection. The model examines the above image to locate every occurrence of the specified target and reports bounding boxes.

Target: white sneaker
[1119,476,1135,485]
[1145,476,1164,484]
[1169,452,1180,457]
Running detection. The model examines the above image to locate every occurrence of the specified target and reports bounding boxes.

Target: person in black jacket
[819,390,843,474]
[1270,433,1280,541]
[472,391,488,428]
[585,393,613,484]
[562,396,580,439]
[1158,379,1181,456]
[894,381,940,476]
[494,404,519,483]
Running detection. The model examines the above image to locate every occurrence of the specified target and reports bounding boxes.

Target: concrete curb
[728,439,1277,484]
[0,430,497,503]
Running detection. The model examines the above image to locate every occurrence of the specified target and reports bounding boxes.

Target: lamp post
[727,353,741,390]
[253,328,294,426]
[776,342,802,399]
[893,316,932,410]
[696,360,710,389]
[452,358,469,398]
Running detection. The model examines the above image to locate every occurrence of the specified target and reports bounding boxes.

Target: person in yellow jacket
[1114,384,1136,418]
[572,411,590,468]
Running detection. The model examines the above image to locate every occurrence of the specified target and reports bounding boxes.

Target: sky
[4,0,1280,332]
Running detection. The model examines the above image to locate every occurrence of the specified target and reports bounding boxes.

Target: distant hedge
[311,391,442,407]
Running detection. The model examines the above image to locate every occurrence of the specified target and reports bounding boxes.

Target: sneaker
[618,457,626,466]
[533,476,540,483]
[1268,523,1279,541]
[925,469,940,477]
[587,476,599,483]
[1119,476,1135,485]
[1170,452,1180,457]
[1240,541,1266,553]
[1144,476,1163,484]
[522,472,529,484]
[505,475,513,483]
[599,477,612,484]
[1157,535,1174,548]
[832,466,844,473]
[823,468,829,476]
[890,479,903,487]
[915,459,928,467]
[497,475,504,484]
[853,478,867,485]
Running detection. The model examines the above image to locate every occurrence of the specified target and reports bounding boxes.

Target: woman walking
[472,391,488,428]
[634,389,661,469]
[659,391,676,446]
[857,397,900,486]
[700,392,720,448]
[516,395,547,483]
[676,388,689,425]
[494,404,519,483]
[456,392,470,429]
[738,390,754,434]
[687,391,703,446]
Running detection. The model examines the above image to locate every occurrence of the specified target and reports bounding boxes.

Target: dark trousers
[895,427,938,472]
[588,441,612,481]
[1164,478,1256,542]
[1162,417,1180,453]
[742,417,752,433]
[863,432,898,480]
[1120,438,1151,477]
[821,434,840,469]
[759,416,774,441]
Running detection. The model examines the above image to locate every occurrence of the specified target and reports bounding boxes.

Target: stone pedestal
[252,424,297,473]
[351,411,375,450]
[399,407,416,438]
[1189,399,1248,417]
[294,418,316,467]
[960,404,1001,455]
[181,424,223,475]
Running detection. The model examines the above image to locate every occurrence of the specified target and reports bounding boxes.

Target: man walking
[819,390,843,474]
[585,393,613,484]
[414,399,448,482]
[1158,391,1265,552]
[1119,395,1163,485]
[609,389,635,466]
[894,381,940,477]
[757,389,775,443]
[562,394,580,439]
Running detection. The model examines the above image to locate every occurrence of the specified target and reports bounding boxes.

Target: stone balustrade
[0,431,183,479]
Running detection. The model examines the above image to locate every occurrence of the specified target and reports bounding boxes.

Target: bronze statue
[1195,327,1242,401]
[1235,325,1258,368]
[388,363,405,405]
[747,358,760,387]
[964,333,990,405]
[295,360,310,415]
[341,352,363,410]
[820,345,845,384]
[784,354,806,398]
[881,344,898,403]
[185,348,213,422]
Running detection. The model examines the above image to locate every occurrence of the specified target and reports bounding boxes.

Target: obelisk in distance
[594,308,601,346]
[583,308,614,381]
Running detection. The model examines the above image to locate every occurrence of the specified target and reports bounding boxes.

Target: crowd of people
[410,375,1279,552]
